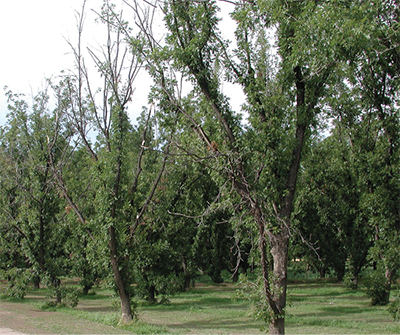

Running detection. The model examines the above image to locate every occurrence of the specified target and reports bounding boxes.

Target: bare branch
[130,137,172,236]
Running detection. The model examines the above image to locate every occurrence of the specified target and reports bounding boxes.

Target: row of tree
[0,0,399,334]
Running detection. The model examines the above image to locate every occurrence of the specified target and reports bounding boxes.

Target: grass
[286,280,400,334]
[1,276,400,334]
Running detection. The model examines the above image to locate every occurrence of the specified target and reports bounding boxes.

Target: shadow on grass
[165,316,263,333]
[79,293,114,300]
[319,305,372,315]
[78,306,117,312]
[140,298,245,312]
[290,292,366,303]
[294,305,372,318]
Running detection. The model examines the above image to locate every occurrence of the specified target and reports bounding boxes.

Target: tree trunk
[147,285,157,304]
[52,278,62,304]
[109,226,133,324]
[181,256,192,290]
[32,276,40,290]
[39,213,45,274]
[269,230,289,335]
[270,317,285,335]
[384,267,393,304]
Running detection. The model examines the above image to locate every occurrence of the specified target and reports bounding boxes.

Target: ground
[0,300,131,335]
[0,328,26,335]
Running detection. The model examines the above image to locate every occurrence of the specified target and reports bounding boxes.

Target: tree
[325,0,400,303]
[293,130,371,284]
[51,1,173,323]
[124,0,347,333]
[0,88,70,298]
[61,145,106,295]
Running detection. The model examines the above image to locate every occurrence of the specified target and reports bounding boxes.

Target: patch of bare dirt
[0,301,131,334]
[0,328,26,335]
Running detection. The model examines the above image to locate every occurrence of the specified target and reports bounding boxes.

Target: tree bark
[109,225,133,324]
[384,267,393,304]
[268,230,289,335]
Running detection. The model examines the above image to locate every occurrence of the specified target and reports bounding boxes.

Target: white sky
[0,1,76,124]
[0,0,149,126]
[0,0,244,127]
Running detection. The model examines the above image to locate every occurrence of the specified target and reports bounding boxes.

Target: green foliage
[1,268,31,299]
[364,268,390,306]
[236,273,281,327]
[343,271,358,290]
[43,278,80,308]
[293,132,370,282]
[0,88,71,287]
[388,289,400,321]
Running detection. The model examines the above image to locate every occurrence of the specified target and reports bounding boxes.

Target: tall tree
[0,88,69,293]
[51,1,172,323]
[125,0,347,333]
[293,130,372,284]
[326,0,400,303]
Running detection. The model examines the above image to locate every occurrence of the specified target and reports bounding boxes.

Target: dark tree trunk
[52,277,62,304]
[336,267,345,282]
[32,276,40,290]
[270,316,285,335]
[147,285,157,304]
[81,238,93,295]
[181,256,192,290]
[39,213,45,274]
[82,285,91,296]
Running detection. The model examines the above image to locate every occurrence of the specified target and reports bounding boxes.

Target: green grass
[286,280,400,334]
[1,278,400,334]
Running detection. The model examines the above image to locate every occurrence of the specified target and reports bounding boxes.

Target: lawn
[286,281,400,334]
[1,277,400,334]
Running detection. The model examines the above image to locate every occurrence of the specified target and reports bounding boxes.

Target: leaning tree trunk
[109,225,133,324]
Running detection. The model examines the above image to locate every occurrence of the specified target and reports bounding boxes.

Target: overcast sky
[0,0,243,127]
[0,0,150,126]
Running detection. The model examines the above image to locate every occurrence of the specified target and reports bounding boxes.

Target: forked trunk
[254,205,288,335]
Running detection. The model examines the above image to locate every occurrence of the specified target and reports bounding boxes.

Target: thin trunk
[33,276,40,290]
[181,256,192,289]
[39,211,45,274]
[253,205,280,316]
[53,277,62,304]
[109,225,133,323]
[385,267,393,303]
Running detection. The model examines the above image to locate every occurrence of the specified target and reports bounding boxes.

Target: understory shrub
[236,273,281,330]
[388,289,400,321]
[46,282,80,308]
[364,269,390,306]
[343,272,358,290]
